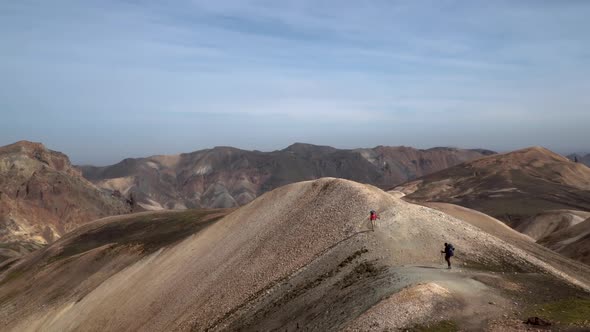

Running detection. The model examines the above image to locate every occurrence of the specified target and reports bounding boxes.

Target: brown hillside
[422,202,534,243]
[538,217,590,265]
[78,143,493,210]
[397,147,590,227]
[0,208,230,325]
[516,210,590,241]
[0,141,130,262]
[422,202,589,276]
[1,179,588,331]
[568,153,590,167]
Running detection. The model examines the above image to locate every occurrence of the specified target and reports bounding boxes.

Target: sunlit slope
[2,178,588,331]
[398,146,590,227]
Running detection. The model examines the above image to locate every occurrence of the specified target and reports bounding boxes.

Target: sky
[1,1,589,165]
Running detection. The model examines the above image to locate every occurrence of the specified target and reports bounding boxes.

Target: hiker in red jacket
[369,210,379,231]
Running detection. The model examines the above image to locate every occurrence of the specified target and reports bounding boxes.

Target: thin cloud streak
[1,1,589,164]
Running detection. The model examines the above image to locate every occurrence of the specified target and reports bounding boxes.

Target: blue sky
[1,1,589,165]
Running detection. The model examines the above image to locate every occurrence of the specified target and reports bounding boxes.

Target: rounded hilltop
[2,177,589,331]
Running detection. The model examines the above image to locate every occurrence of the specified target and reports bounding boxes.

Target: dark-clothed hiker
[441,243,455,269]
[369,210,379,231]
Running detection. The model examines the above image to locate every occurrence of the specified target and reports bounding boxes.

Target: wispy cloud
[1,1,589,164]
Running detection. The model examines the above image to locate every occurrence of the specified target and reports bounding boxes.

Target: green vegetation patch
[407,320,459,332]
[527,297,590,325]
[338,260,385,289]
[461,255,540,274]
[48,209,227,263]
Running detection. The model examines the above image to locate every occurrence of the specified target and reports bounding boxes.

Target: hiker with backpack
[441,243,455,269]
[369,210,379,231]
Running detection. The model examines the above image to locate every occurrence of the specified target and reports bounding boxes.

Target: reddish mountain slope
[0,141,130,261]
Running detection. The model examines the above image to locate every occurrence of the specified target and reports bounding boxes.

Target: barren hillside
[397,146,590,228]
[538,217,590,265]
[422,202,589,282]
[516,210,590,240]
[79,143,493,210]
[1,178,588,331]
[0,141,130,262]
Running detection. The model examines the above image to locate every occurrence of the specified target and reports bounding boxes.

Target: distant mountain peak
[1,140,47,153]
[499,146,570,163]
[518,146,554,153]
[398,145,590,228]
[283,142,337,153]
[78,143,493,212]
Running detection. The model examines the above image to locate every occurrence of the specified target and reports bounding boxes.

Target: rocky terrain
[396,146,590,228]
[0,141,130,262]
[79,143,494,210]
[1,178,588,331]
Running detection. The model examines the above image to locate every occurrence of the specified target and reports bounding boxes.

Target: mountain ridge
[77,143,495,210]
[396,146,590,227]
[1,178,588,331]
[395,146,590,264]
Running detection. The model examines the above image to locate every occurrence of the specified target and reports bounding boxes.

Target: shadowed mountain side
[78,143,493,210]
[0,141,131,261]
[397,147,590,227]
[2,178,589,331]
[538,217,590,265]
[516,210,590,241]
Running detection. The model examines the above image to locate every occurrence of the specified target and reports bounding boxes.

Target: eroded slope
[397,147,590,227]
[0,141,130,261]
[1,178,588,331]
[79,144,492,210]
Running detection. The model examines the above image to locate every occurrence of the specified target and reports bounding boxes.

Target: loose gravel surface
[4,178,590,331]
[342,282,453,331]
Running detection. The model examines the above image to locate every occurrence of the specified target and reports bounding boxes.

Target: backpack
[447,244,455,257]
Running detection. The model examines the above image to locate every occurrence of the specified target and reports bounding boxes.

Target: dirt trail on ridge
[1,178,589,331]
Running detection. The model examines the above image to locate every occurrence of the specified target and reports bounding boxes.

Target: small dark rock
[525,317,551,326]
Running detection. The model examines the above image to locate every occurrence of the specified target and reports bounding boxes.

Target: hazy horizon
[3,139,589,167]
[2,1,589,164]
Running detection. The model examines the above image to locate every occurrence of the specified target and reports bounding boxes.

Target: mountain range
[3,141,590,267]
[396,146,590,264]
[1,140,590,330]
[397,147,590,226]
[78,143,494,210]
